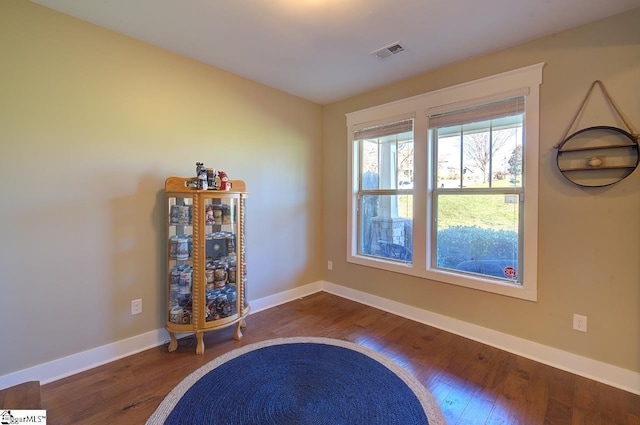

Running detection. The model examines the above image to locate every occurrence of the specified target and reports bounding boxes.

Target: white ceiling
[31,0,640,104]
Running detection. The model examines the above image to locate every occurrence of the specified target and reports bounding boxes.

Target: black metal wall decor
[555,81,639,187]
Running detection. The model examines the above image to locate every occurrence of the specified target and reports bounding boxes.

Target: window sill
[347,254,537,302]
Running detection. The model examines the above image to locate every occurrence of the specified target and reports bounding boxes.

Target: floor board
[39,292,640,424]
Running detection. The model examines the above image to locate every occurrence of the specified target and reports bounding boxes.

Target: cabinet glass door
[167,195,194,326]
[203,197,239,322]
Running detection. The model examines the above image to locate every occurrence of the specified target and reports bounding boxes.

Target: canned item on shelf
[169,205,180,224]
[205,289,233,321]
[212,260,227,289]
[213,260,227,280]
[227,258,237,283]
[178,268,192,294]
[169,305,183,324]
[225,285,237,304]
[205,268,215,284]
[169,236,178,258]
[170,268,181,285]
[170,205,191,225]
[225,233,236,253]
[176,237,189,260]
[169,284,179,306]
[178,293,191,307]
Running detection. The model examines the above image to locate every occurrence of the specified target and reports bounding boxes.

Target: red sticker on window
[504,266,517,279]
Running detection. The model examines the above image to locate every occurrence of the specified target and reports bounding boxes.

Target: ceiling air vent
[371,41,406,59]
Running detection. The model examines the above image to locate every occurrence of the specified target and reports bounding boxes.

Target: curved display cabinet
[165,176,249,354]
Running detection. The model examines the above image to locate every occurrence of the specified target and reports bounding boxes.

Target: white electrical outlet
[327,261,333,271]
[131,299,142,315]
[573,314,587,332]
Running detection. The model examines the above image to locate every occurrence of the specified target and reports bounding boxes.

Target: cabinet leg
[195,333,205,355]
[234,322,244,340]
[168,332,178,352]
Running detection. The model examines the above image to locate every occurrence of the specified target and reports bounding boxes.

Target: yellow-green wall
[0,0,322,376]
[1,0,638,381]
[322,9,640,372]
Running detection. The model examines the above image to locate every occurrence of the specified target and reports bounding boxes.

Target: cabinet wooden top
[165,176,247,194]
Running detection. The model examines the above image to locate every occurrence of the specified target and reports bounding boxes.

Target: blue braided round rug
[147,337,446,425]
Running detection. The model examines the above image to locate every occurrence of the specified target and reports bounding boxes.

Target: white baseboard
[249,281,324,314]
[0,282,325,390]
[0,328,170,390]
[2,280,638,395]
[321,281,640,396]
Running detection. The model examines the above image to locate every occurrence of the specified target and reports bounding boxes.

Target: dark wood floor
[39,292,639,424]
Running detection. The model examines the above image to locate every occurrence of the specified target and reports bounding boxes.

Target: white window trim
[346,63,543,301]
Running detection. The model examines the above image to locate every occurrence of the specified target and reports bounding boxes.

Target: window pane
[379,138,396,190]
[356,120,413,191]
[397,140,414,189]
[436,133,462,188]
[359,194,413,263]
[504,131,523,187]
[436,115,523,189]
[435,193,520,282]
[361,140,379,190]
[462,124,492,188]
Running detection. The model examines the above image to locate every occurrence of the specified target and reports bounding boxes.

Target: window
[354,119,414,263]
[347,64,543,301]
[430,97,524,283]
